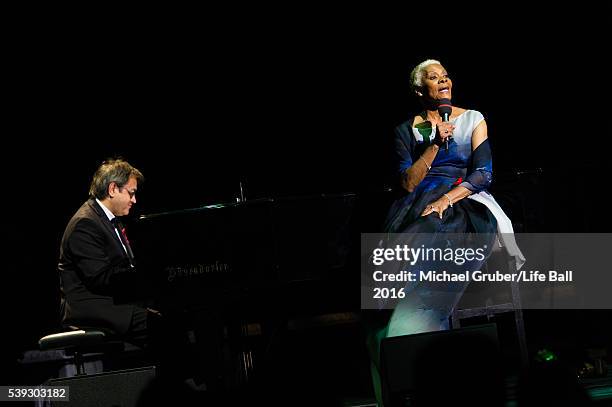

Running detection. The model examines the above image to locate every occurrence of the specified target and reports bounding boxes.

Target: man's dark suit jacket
[58,199,141,335]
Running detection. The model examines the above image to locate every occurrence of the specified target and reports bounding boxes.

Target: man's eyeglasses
[119,186,137,199]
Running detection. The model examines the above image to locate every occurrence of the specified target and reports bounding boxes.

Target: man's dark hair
[89,158,144,200]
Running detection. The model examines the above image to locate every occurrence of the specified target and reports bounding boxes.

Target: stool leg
[451,310,460,329]
[514,308,528,370]
[510,259,529,370]
[74,351,84,375]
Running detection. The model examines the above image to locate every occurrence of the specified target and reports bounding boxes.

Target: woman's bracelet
[419,156,431,171]
[443,193,453,207]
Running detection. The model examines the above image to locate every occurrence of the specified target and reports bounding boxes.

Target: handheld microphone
[437,98,452,152]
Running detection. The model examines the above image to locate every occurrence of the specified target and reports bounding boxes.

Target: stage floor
[340,364,612,406]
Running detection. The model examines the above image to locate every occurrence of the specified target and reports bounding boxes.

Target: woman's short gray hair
[410,59,441,89]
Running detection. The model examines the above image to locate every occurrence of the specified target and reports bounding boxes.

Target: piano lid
[137,197,276,221]
[131,193,356,284]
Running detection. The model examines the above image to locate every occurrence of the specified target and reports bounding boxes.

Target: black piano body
[127,194,361,389]
[130,193,358,321]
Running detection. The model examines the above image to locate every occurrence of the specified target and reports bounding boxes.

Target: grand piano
[128,193,361,387]
[131,193,357,313]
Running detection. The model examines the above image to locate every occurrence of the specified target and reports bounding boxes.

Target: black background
[4,6,611,385]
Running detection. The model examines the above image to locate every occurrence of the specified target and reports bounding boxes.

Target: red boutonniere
[453,177,463,186]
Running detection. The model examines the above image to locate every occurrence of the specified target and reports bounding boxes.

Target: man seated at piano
[57,158,206,388]
[58,158,149,338]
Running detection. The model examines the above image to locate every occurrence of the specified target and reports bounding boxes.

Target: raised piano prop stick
[236,181,246,203]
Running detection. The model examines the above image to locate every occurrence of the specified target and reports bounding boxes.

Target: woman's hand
[421,197,451,219]
[434,122,455,146]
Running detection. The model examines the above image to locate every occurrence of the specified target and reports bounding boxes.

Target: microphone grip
[443,113,449,152]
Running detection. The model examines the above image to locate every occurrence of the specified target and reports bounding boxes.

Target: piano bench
[36,327,127,378]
